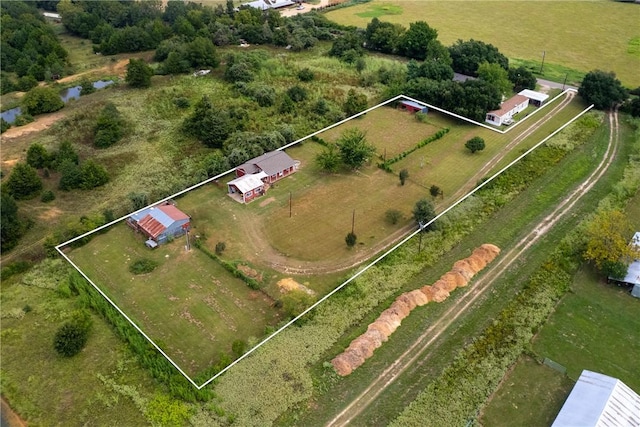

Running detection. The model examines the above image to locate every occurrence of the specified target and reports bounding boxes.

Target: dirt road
[324,107,618,426]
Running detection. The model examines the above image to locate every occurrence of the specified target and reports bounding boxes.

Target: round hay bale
[452,260,475,281]
[365,327,388,344]
[420,285,437,301]
[369,320,394,338]
[389,300,412,319]
[431,286,450,302]
[407,289,430,306]
[349,336,375,359]
[331,354,353,376]
[342,350,365,370]
[378,311,401,331]
[397,293,418,311]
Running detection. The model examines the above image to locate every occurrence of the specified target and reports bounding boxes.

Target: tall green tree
[413,198,437,230]
[94,103,125,148]
[343,89,368,117]
[125,58,154,88]
[449,39,508,76]
[398,21,438,60]
[508,66,536,92]
[465,136,486,153]
[583,210,639,273]
[477,61,513,97]
[579,70,628,110]
[315,144,341,173]
[5,163,42,200]
[1,192,26,253]
[336,128,376,170]
[183,96,233,148]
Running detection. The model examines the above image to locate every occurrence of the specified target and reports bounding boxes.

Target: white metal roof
[519,89,550,103]
[552,370,640,427]
[227,171,267,194]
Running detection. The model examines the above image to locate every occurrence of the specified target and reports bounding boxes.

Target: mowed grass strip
[68,224,281,378]
[326,1,640,87]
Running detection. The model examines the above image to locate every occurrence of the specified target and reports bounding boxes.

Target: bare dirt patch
[277,277,316,295]
[259,197,276,207]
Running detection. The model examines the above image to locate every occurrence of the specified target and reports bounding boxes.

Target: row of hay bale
[331,244,500,376]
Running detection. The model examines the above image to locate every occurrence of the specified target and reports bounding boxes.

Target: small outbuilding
[127,203,191,244]
[398,100,428,114]
[236,150,297,184]
[518,89,549,107]
[485,94,529,126]
[227,171,268,203]
[552,370,640,427]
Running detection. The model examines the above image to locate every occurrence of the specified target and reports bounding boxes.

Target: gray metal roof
[552,370,640,427]
[238,151,295,177]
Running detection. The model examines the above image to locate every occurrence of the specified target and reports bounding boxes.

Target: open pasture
[326,0,640,87]
[67,223,282,378]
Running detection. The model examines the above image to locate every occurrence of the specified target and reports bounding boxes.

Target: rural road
[324,107,618,426]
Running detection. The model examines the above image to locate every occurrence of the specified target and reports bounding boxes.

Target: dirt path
[324,108,619,426]
[240,93,577,276]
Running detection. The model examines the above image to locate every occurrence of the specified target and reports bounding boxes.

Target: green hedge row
[69,272,216,402]
[378,128,450,172]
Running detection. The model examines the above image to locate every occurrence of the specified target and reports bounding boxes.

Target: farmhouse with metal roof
[485,94,529,126]
[127,203,191,246]
[552,370,640,427]
[236,150,297,184]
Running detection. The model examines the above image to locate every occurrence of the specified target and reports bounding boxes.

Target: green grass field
[67,223,282,378]
[326,0,640,87]
[479,356,574,427]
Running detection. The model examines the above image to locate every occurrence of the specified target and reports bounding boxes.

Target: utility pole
[539,50,546,74]
[289,191,292,218]
[562,73,568,90]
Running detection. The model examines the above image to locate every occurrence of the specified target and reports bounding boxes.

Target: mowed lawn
[67,223,281,378]
[480,356,574,427]
[326,1,640,87]
[262,99,584,262]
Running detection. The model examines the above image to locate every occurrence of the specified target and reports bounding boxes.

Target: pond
[1,79,114,124]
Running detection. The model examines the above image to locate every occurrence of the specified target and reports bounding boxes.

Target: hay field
[326,1,640,87]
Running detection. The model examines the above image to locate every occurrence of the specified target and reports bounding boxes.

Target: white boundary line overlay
[55,90,586,389]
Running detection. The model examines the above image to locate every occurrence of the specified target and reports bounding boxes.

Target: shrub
[232,339,247,357]
[1,118,10,133]
[385,209,403,225]
[53,311,93,357]
[287,85,307,103]
[297,68,314,82]
[22,86,64,115]
[215,241,227,255]
[80,79,96,96]
[13,114,34,126]
[40,190,55,203]
[26,143,51,169]
[94,103,125,148]
[345,232,357,247]
[399,169,409,185]
[129,258,159,275]
[5,163,42,200]
[465,136,486,154]
[173,97,191,109]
